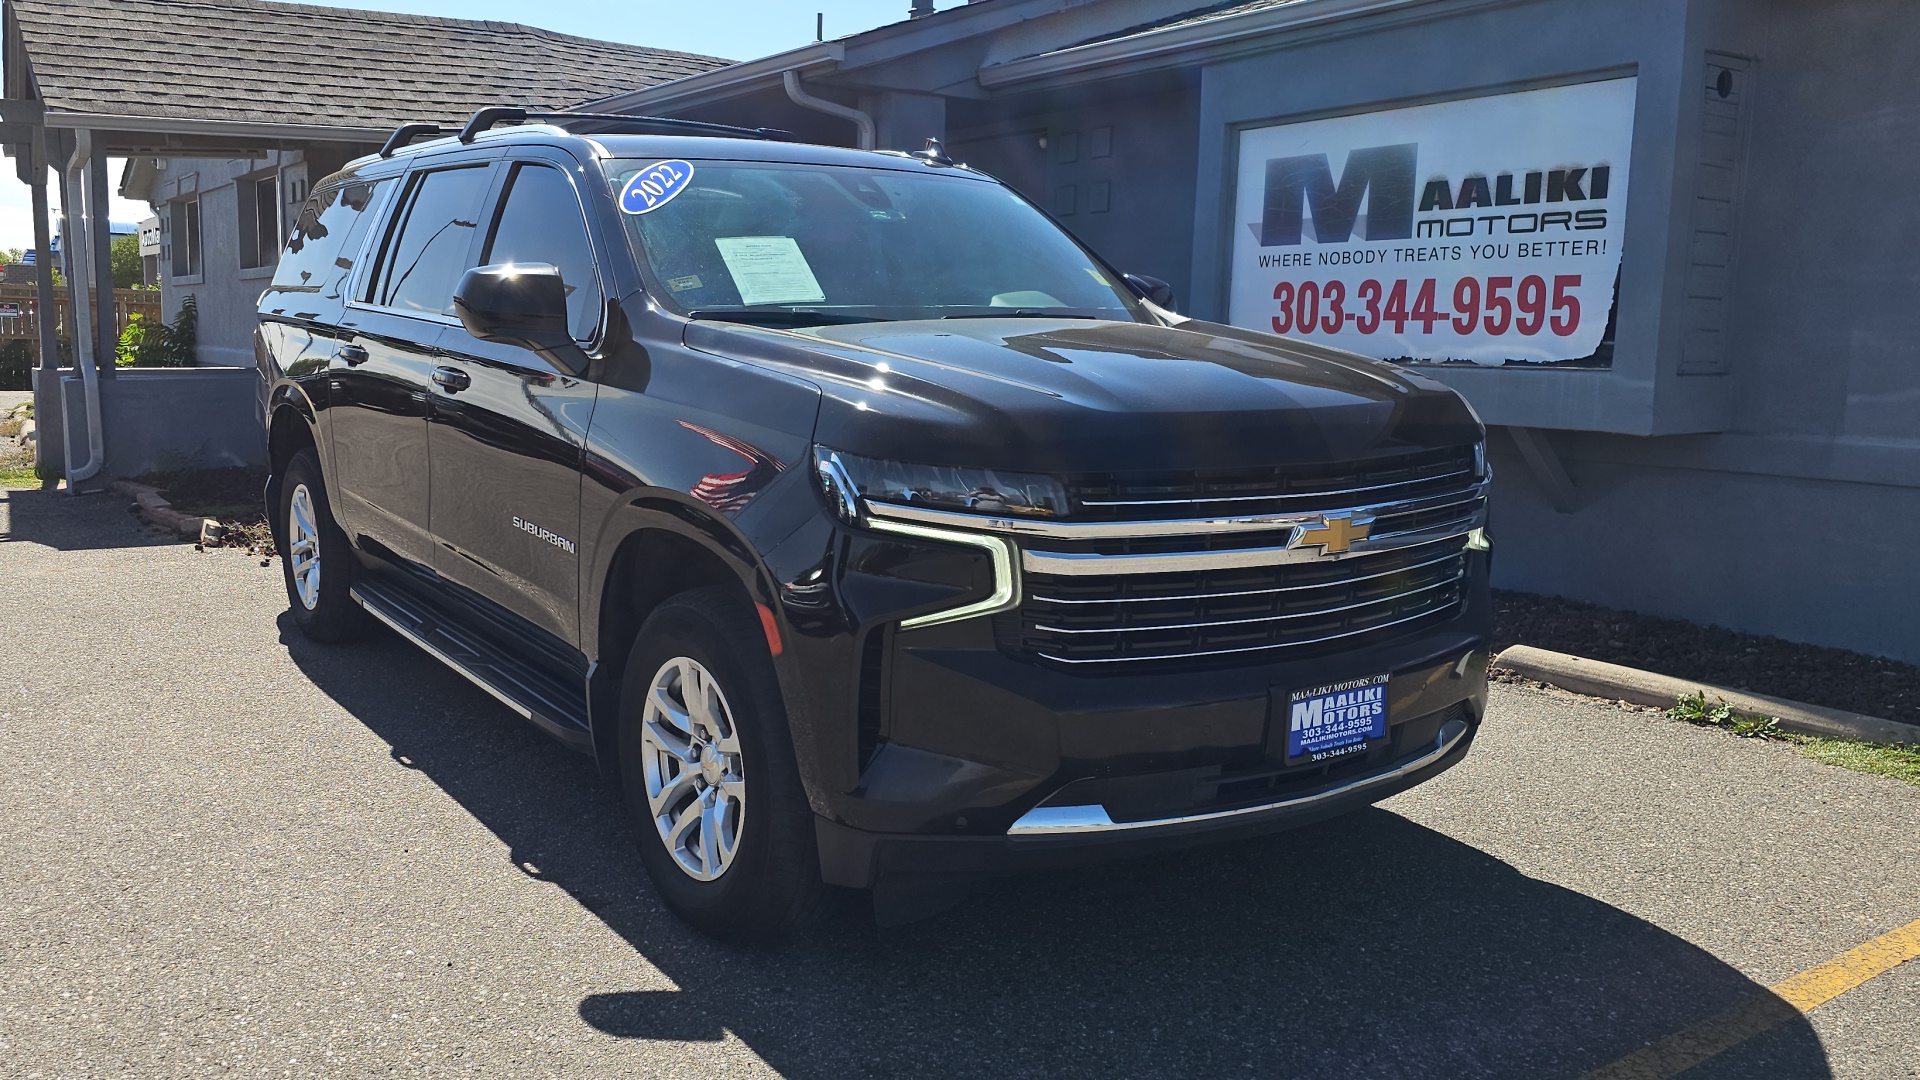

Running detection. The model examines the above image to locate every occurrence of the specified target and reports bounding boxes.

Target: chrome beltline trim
[1006,719,1471,836]
[353,587,535,720]
[1019,514,1483,576]
[1033,601,1459,664]
[864,482,1489,540]
[1031,573,1463,635]
[864,516,1021,629]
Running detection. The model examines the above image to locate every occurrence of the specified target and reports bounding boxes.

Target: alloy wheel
[287,483,322,611]
[639,655,747,881]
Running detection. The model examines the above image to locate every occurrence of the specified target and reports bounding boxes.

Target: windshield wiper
[686,309,880,328]
[939,309,1106,320]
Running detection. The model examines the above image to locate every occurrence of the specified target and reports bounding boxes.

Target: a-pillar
[859,91,946,153]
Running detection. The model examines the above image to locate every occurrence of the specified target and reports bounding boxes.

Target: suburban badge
[512,516,575,554]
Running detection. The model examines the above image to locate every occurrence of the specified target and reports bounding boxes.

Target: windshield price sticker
[1228,78,1636,366]
[713,236,826,306]
[620,160,694,215]
[1287,674,1389,761]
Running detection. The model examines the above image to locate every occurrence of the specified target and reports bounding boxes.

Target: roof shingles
[8,0,732,129]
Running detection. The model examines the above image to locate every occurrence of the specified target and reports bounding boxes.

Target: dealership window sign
[1228,78,1636,367]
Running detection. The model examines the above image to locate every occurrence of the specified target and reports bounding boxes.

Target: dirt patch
[135,465,276,557]
[1493,589,1920,723]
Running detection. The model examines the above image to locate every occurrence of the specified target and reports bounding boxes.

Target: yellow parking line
[1578,917,1920,1080]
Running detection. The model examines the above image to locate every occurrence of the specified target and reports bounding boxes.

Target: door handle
[334,343,369,366]
[431,366,472,393]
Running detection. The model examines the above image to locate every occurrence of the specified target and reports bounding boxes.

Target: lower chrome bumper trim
[1006,718,1470,836]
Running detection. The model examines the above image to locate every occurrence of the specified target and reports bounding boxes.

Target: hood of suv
[685,316,1481,475]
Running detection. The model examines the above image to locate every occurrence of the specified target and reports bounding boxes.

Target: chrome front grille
[1009,537,1469,667]
[861,444,1487,670]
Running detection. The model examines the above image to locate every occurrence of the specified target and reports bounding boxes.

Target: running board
[351,581,594,753]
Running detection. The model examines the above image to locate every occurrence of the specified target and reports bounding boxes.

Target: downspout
[783,70,874,151]
[62,129,105,485]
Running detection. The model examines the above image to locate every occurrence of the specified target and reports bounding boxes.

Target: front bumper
[816,693,1479,887]
[803,559,1491,887]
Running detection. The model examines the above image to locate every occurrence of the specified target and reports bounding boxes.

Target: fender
[581,490,776,658]
[579,488,816,779]
[264,380,323,516]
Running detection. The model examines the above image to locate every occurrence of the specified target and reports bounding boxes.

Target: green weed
[1667,691,1920,788]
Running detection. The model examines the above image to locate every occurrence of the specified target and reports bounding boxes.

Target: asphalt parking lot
[2,486,1916,1079]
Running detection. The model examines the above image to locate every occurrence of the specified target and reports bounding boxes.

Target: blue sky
[0,0,967,252]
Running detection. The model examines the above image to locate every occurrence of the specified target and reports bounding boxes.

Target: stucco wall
[57,366,265,481]
[152,151,309,368]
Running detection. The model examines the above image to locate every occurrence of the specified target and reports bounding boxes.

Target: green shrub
[116,295,198,368]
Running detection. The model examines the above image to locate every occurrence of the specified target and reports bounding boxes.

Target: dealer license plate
[1286,674,1390,761]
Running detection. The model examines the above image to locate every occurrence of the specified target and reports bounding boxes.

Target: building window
[237,174,280,270]
[169,197,201,278]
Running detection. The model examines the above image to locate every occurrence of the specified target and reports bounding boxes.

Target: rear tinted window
[371,165,491,316]
[263,178,386,311]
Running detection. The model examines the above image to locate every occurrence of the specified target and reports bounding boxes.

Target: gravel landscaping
[1493,590,1920,726]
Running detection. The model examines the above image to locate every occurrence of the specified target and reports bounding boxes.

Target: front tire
[618,586,821,941]
[278,447,366,643]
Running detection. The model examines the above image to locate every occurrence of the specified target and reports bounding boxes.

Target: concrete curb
[110,479,224,542]
[1493,644,1920,747]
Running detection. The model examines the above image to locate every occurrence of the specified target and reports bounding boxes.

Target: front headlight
[814,447,1067,523]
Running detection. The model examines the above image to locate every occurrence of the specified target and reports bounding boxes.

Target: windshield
[607,159,1142,325]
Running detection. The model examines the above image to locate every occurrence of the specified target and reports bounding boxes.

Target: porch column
[28,124,62,475]
[88,148,114,378]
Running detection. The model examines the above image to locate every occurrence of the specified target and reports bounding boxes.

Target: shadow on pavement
[0,487,174,551]
[281,612,1831,1080]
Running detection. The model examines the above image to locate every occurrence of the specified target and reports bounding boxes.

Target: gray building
[601,0,1920,663]
[2,0,729,480]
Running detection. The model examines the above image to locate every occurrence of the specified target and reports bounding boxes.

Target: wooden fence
[0,283,164,347]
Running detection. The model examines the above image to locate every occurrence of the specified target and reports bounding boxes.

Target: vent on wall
[1680,53,1751,375]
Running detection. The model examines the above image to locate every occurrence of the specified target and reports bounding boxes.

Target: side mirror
[1122,273,1175,310]
[453,263,587,374]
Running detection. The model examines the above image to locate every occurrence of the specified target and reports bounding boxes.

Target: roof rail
[456,107,793,144]
[379,123,447,158]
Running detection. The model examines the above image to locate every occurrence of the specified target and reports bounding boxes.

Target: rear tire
[278,447,367,643]
[618,586,821,942]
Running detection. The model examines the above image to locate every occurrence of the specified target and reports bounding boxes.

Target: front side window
[482,163,603,340]
[370,164,491,316]
[169,197,201,279]
[607,160,1140,325]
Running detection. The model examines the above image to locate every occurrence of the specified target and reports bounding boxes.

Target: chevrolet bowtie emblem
[1293,513,1372,556]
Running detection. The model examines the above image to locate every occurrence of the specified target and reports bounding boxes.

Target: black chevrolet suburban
[257,109,1493,940]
